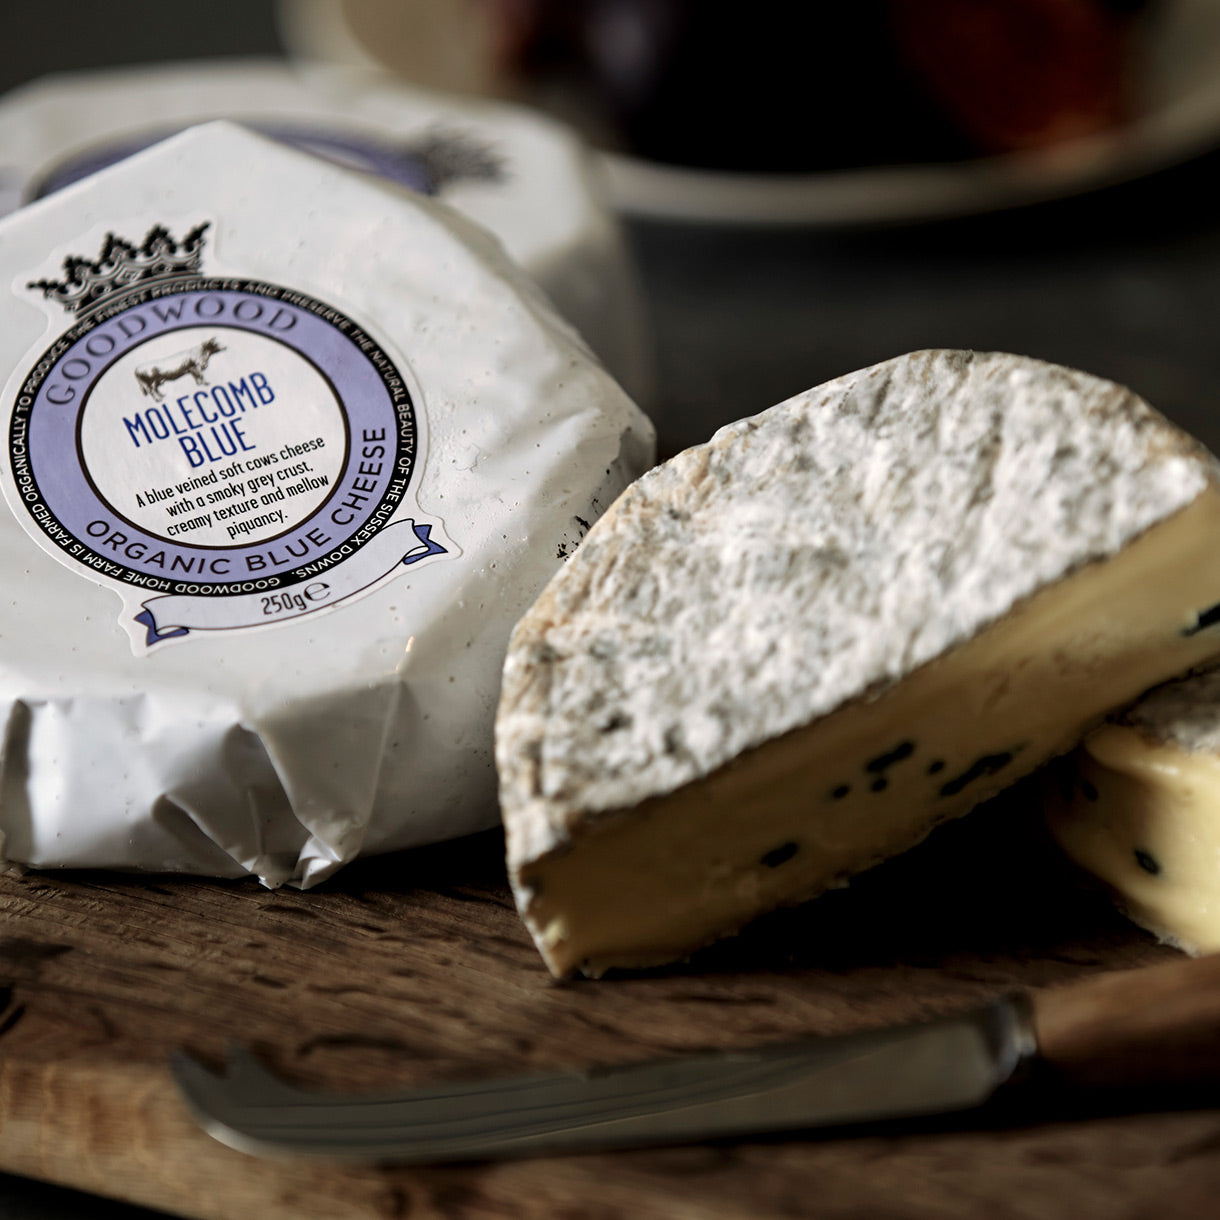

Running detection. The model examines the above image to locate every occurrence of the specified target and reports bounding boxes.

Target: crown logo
[28,221,211,316]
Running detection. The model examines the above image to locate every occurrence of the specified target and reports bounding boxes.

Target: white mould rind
[1114,663,1220,754]
[497,349,1217,872]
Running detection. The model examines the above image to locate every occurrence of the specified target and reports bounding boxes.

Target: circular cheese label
[8,228,452,651]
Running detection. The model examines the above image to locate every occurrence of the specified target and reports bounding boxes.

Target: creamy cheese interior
[518,490,1220,976]
[1046,724,1220,954]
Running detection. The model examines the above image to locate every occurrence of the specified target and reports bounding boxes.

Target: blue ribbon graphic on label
[135,518,449,645]
[401,522,447,566]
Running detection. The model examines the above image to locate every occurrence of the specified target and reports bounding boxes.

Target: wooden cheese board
[1,784,1219,1220]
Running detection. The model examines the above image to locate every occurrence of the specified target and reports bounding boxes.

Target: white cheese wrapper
[0,59,651,404]
[0,121,654,887]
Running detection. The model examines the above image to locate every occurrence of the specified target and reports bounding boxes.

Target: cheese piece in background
[496,349,1220,977]
[1045,665,1220,955]
[0,59,651,405]
[0,120,654,887]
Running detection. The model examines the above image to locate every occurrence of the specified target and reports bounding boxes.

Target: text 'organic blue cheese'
[0,121,653,886]
[496,350,1220,976]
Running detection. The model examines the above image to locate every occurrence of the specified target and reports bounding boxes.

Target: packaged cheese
[0,59,651,403]
[0,121,653,886]
[496,350,1220,976]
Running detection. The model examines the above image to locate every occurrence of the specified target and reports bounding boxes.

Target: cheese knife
[171,952,1220,1164]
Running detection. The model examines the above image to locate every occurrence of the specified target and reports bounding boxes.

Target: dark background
[3,0,1220,463]
[4,2,1220,1216]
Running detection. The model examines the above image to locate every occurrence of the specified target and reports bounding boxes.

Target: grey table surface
[6,6,1220,1218]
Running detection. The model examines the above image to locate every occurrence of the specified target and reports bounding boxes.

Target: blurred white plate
[280,0,1220,226]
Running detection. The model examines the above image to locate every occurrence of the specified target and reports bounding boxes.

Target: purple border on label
[34,124,436,200]
[15,279,416,593]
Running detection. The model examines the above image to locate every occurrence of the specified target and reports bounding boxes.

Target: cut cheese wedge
[1045,665,1220,954]
[496,349,1220,976]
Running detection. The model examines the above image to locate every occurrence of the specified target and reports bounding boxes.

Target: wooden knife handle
[1031,952,1220,1091]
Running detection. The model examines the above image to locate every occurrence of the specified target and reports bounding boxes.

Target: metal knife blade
[170,995,1036,1163]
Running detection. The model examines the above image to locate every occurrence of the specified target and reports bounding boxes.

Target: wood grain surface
[1,783,1218,1220]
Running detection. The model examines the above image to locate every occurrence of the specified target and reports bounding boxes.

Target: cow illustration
[134,336,225,401]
